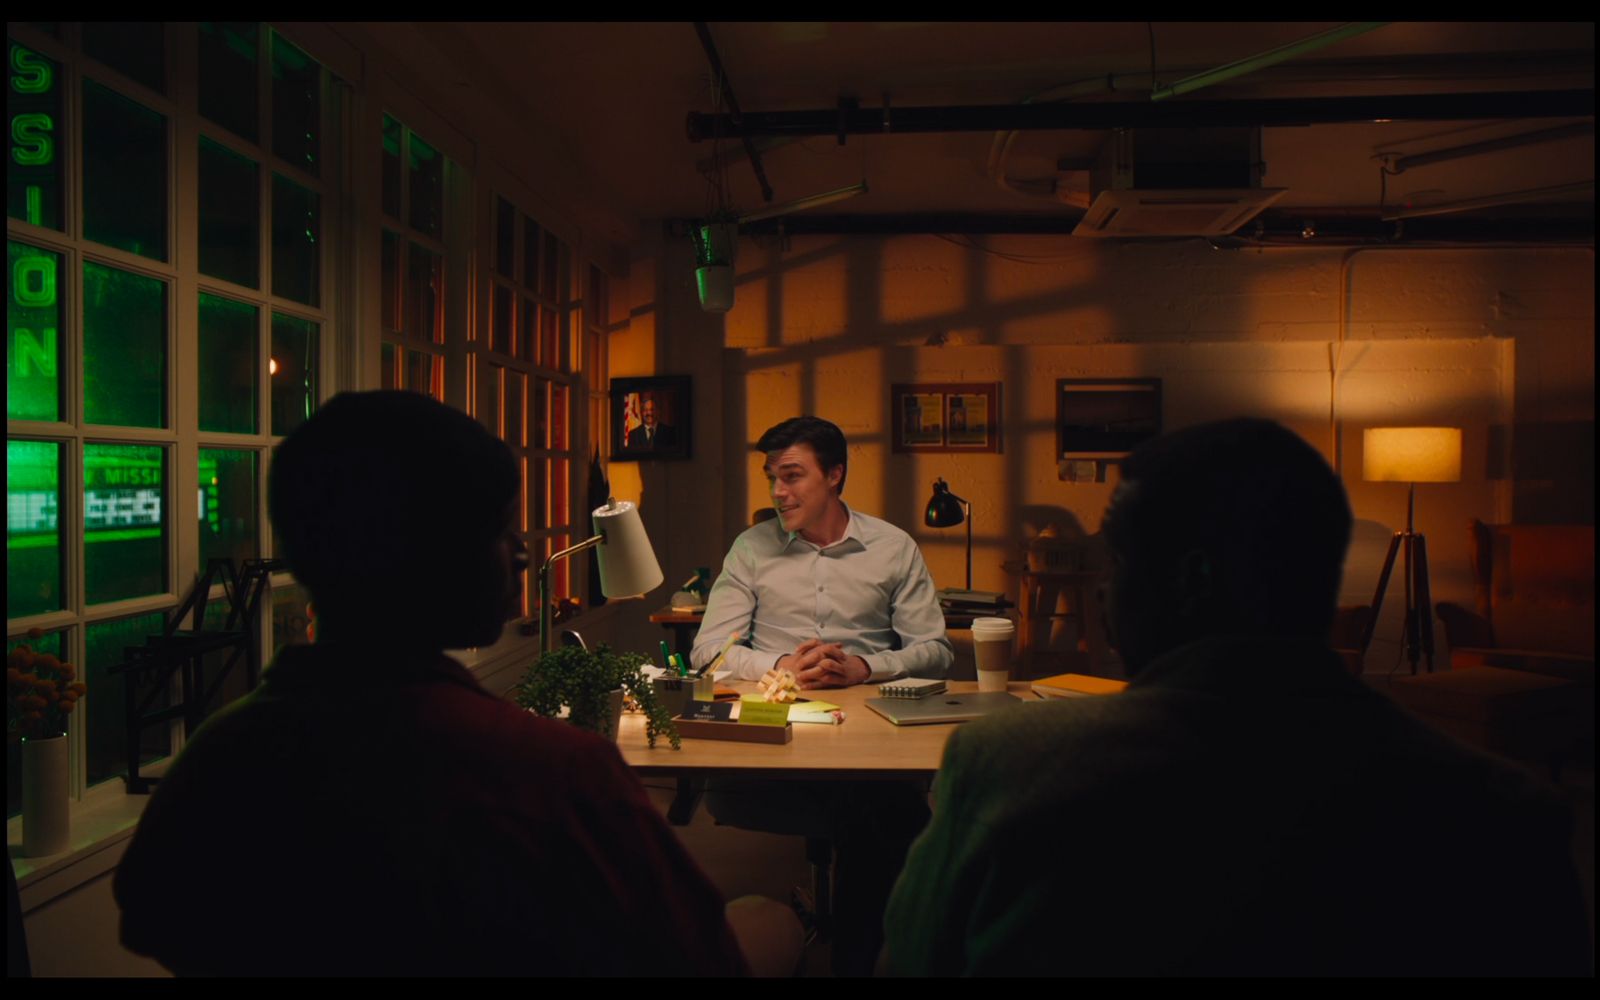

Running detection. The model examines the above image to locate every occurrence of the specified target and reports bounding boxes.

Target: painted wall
[599,235,1593,672]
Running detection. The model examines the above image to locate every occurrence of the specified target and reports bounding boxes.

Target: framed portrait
[891,382,1001,453]
[611,375,691,461]
[1056,378,1161,475]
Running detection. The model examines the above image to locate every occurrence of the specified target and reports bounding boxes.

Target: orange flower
[59,701,76,714]
[36,653,61,673]
[7,647,34,670]
[59,662,76,680]
[70,682,87,696]
[26,627,44,640]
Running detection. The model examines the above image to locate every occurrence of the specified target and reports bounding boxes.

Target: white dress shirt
[690,506,954,682]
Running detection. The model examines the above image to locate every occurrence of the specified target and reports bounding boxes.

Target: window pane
[381,114,402,220]
[198,448,258,571]
[405,242,441,343]
[197,22,258,142]
[198,293,258,434]
[408,132,443,238]
[83,261,167,427]
[198,138,260,289]
[83,22,165,95]
[271,582,314,655]
[270,312,319,437]
[522,215,539,288]
[380,342,397,391]
[541,231,559,300]
[7,240,63,421]
[270,32,319,176]
[6,439,63,618]
[406,350,442,401]
[532,458,547,531]
[483,364,501,441]
[380,229,400,333]
[85,611,170,788]
[6,41,63,231]
[491,284,512,355]
[558,308,573,373]
[271,173,320,306]
[551,384,569,450]
[84,443,167,605]
[83,81,167,261]
[495,196,514,279]
[533,378,549,450]
[551,531,570,603]
[518,297,537,363]
[540,306,557,369]
[6,629,69,818]
[198,598,254,713]
[552,460,569,528]
[506,371,525,449]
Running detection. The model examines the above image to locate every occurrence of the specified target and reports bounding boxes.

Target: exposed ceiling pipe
[692,21,774,203]
[1381,181,1595,220]
[1149,22,1389,101]
[1387,123,1594,173]
[686,89,1594,140]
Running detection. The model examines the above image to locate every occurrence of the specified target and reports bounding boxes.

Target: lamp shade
[1362,427,1462,483]
[591,499,664,597]
[924,478,966,528]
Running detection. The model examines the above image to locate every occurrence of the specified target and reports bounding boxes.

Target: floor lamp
[539,498,664,653]
[1359,427,1461,674]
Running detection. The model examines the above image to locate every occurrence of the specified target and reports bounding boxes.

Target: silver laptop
[864,692,1023,726]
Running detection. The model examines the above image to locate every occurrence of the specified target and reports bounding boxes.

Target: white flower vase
[22,733,70,857]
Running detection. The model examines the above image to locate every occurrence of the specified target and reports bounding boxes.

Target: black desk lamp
[924,477,972,591]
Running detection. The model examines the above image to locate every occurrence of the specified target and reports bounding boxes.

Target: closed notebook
[1031,672,1128,698]
[879,678,946,699]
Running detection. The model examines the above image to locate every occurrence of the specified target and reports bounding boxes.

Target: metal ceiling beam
[686,89,1594,141]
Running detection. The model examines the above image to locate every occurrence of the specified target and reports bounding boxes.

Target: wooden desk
[647,607,703,655]
[649,604,1018,656]
[616,680,1038,781]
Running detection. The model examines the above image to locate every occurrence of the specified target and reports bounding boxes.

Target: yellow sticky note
[738,700,791,727]
[789,700,840,714]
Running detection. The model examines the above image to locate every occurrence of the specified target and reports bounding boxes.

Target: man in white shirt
[688,416,952,976]
[690,417,953,683]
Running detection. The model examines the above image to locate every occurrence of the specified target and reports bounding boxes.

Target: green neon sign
[7,40,61,230]
[7,239,61,420]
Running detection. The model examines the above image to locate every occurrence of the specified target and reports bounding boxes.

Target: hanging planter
[690,220,738,313]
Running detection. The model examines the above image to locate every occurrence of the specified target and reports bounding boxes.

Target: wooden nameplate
[673,718,794,744]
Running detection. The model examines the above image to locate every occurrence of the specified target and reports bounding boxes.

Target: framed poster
[891,382,1001,453]
[1057,378,1161,461]
[611,375,691,461]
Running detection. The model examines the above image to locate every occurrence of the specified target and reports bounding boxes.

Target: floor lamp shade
[1363,427,1462,483]
[592,499,664,597]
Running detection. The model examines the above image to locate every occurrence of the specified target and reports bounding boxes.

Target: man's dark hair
[1103,418,1352,640]
[268,391,518,619]
[756,416,849,495]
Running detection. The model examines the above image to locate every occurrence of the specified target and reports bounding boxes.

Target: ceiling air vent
[1072,126,1286,238]
[1074,187,1287,237]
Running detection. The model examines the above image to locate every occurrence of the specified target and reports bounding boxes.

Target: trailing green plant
[514,644,680,749]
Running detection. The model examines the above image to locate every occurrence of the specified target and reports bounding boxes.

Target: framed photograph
[1057,378,1162,458]
[892,382,1001,453]
[611,375,691,461]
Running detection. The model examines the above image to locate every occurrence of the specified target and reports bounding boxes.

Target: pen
[697,631,741,678]
[658,640,672,671]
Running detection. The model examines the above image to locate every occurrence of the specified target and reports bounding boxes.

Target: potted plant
[514,644,680,749]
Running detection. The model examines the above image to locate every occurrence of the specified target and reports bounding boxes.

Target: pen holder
[653,674,716,718]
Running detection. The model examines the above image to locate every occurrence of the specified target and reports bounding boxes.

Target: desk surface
[616,680,1039,780]
[649,604,1015,631]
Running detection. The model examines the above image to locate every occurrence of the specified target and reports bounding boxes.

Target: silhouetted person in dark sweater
[886,418,1591,976]
[114,391,793,976]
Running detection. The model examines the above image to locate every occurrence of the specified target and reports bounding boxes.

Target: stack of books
[937,588,1007,612]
